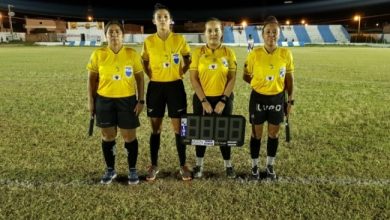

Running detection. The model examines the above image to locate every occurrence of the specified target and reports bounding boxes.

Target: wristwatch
[220,95,229,104]
[138,100,145,104]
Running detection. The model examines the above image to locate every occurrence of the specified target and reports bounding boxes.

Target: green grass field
[0,45,389,219]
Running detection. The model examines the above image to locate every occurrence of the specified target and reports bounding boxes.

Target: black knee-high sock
[125,139,138,170]
[175,134,186,166]
[150,133,160,166]
[220,146,231,160]
[196,145,206,158]
[250,137,261,159]
[102,140,116,170]
[267,137,279,157]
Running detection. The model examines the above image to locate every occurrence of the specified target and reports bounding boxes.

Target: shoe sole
[146,170,159,181]
[100,173,117,184]
[128,180,140,185]
[182,176,192,181]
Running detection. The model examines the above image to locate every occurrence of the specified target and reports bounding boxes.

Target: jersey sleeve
[189,47,200,71]
[141,40,149,61]
[180,35,191,56]
[133,52,144,74]
[86,50,98,72]
[286,49,294,74]
[227,48,237,71]
[243,51,255,75]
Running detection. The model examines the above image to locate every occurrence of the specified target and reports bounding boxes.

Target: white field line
[0,176,389,188]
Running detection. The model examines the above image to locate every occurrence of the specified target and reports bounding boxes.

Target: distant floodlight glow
[284,1,293,4]
[241,20,247,27]
[286,20,290,25]
[353,15,360,21]
[301,19,306,25]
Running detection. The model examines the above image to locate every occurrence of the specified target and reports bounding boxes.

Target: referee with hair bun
[243,16,295,180]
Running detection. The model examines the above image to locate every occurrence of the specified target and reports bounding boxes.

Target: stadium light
[353,15,361,35]
[241,20,247,28]
[286,20,290,25]
[87,16,93,22]
[301,19,306,25]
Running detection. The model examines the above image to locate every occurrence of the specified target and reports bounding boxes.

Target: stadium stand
[293,25,312,44]
[222,25,351,46]
[244,26,261,43]
[223,27,235,43]
[317,25,337,43]
[280,26,298,42]
[329,25,350,43]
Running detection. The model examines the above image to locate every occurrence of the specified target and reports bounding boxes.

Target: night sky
[1,0,390,30]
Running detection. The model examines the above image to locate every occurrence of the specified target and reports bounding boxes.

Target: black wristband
[201,97,208,103]
[220,95,229,104]
[287,100,294,105]
[138,100,145,104]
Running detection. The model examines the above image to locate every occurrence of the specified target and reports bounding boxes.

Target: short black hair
[104,20,124,35]
[153,3,171,17]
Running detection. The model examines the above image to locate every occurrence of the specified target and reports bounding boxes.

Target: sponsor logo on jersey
[163,62,170,68]
[266,75,274,81]
[113,74,121,80]
[209,64,218,70]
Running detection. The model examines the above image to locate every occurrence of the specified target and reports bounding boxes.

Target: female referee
[190,18,237,179]
[87,20,145,185]
[141,3,192,181]
[243,16,295,180]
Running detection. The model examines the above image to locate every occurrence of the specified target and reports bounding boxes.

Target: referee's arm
[87,70,98,115]
[142,59,151,79]
[285,71,294,101]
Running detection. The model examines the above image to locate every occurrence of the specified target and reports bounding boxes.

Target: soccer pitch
[0,45,389,219]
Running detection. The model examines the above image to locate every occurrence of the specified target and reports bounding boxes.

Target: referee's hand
[134,102,144,116]
[202,102,213,115]
[214,101,225,114]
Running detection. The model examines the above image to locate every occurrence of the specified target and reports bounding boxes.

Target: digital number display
[180,114,246,146]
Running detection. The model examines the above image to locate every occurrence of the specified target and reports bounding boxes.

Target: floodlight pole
[0,12,4,32]
[8,4,14,38]
[357,17,361,35]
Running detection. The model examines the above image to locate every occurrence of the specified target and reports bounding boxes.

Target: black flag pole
[88,114,94,136]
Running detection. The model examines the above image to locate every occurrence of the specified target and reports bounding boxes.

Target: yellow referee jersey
[244,47,294,95]
[190,45,237,96]
[87,47,143,98]
[141,32,191,82]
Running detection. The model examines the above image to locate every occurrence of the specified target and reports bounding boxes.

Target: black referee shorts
[249,90,284,125]
[95,95,140,129]
[192,93,234,116]
[146,80,187,118]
